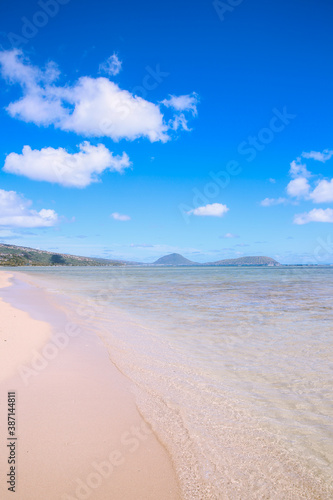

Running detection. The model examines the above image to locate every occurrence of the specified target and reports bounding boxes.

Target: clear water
[13,266,333,499]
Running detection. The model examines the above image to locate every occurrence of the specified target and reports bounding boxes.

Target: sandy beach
[0,270,181,500]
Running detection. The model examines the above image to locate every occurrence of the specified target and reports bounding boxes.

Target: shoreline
[0,270,181,500]
[2,267,332,499]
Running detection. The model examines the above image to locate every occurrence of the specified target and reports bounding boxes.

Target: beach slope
[0,270,180,500]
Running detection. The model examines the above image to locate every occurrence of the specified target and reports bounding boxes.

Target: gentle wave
[16,266,333,498]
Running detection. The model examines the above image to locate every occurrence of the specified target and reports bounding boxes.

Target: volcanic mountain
[152,253,197,265]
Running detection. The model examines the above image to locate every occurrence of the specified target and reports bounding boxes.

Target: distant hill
[153,253,197,265]
[0,243,280,268]
[209,256,280,266]
[152,254,280,266]
[0,243,124,267]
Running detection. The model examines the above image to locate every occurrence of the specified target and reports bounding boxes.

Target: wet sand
[0,270,181,500]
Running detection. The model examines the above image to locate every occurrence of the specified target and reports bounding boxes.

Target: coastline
[0,270,181,500]
[1,266,332,499]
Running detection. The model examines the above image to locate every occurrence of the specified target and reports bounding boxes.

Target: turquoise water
[13,266,333,499]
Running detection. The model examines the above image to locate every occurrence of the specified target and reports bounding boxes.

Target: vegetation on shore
[0,244,281,268]
[0,243,124,267]
[152,253,280,266]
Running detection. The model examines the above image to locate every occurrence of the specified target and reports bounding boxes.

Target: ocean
[11,265,333,499]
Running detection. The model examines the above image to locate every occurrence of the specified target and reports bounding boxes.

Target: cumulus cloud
[4,142,131,188]
[161,92,199,131]
[291,150,333,204]
[261,149,333,223]
[309,179,333,203]
[0,49,60,87]
[110,212,131,221]
[0,50,68,126]
[289,159,311,179]
[301,150,333,163]
[260,197,287,207]
[0,189,59,228]
[188,203,229,217]
[294,208,333,225]
[170,113,192,132]
[286,152,333,202]
[161,93,199,115]
[99,53,122,76]
[60,78,168,141]
[286,177,310,198]
[274,158,313,203]
[0,50,198,142]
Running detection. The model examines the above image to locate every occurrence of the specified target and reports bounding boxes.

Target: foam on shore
[0,270,181,500]
[3,267,333,499]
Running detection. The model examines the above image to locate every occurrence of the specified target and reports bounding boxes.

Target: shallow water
[12,266,333,498]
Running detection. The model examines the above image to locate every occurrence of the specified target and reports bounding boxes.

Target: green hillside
[0,243,124,267]
[153,253,197,265]
[210,256,280,266]
[151,254,280,266]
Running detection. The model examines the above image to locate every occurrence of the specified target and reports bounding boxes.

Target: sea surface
[11,266,333,499]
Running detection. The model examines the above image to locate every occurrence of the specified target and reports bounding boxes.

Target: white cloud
[0,50,67,127]
[0,189,59,228]
[61,78,169,141]
[0,50,198,143]
[4,142,131,188]
[161,93,199,115]
[268,178,276,183]
[130,243,153,248]
[0,229,18,239]
[289,159,311,179]
[99,54,122,76]
[294,208,333,225]
[286,153,333,202]
[0,49,60,87]
[302,150,333,163]
[309,179,333,203]
[286,177,310,198]
[222,233,239,238]
[110,212,131,221]
[161,93,199,131]
[188,203,229,217]
[261,150,333,224]
[260,197,287,207]
[170,113,191,131]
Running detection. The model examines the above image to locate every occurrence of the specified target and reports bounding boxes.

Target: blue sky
[0,0,333,264]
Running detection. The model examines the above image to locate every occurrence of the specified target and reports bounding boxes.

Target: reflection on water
[16,266,333,498]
